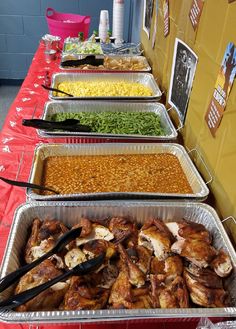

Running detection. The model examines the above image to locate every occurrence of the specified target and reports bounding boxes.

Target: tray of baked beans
[0,201,235,323]
[26,143,209,201]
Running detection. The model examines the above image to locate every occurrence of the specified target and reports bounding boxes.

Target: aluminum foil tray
[49,72,161,100]
[27,143,209,201]
[38,101,177,141]
[0,201,235,323]
[59,55,151,72]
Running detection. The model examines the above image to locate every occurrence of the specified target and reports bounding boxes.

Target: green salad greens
[51,111,166,136]
[64,41,103,55]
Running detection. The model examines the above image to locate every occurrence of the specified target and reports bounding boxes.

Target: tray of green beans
[38,101,177,141]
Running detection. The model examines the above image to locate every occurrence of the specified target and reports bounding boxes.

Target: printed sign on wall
[168,39,198,124]
[143,0,154,38]
[189,0,204,31]
[152,0,158,48]
[205,43,236,136]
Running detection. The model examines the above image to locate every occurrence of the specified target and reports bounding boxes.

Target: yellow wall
[141,0,236,243]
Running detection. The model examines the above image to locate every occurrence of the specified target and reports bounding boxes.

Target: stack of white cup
[112,0,124,43]
[99,10,109,43]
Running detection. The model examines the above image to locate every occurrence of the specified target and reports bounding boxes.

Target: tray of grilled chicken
[0,201,235,323]
[26,143,209,201]
[37,101,177,142]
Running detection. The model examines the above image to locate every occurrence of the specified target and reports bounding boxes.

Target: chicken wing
[15,259,68,312]
[183,268,229,307]
[25,218,68,264]
[211,249,233,278]
[118,244,145,288]
[109,269,133,309]
[171,239,217,268]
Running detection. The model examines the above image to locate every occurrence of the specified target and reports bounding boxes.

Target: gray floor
[0,85,21,131]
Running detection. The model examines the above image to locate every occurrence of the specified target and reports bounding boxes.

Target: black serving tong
[0,253,104,310]
[22,118,92,132]
[0,227,82,294]
[0,176,59,194]
[61,55,104,68]
[41,84,74,97]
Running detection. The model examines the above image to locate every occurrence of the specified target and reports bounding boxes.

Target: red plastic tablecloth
[0,43,228,329]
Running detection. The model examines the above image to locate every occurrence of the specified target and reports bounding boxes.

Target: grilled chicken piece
[130,287,152,309]
[138,225,172,260]
[142,218,174,243]
[15,259,68,312]
[185,264,223,288]
[97,262,119,289]
[82,239,116,260]
[211,249,233,278]
[72,218,92,238]
[171,239,217,268]
[159,276,189,308]
[64,248,87,269]
[76,224,114,247]
[108,216,138,246]
[25,218,68,264]
[183,268,229,307]
[166,220,211,244]
[118,244,145,288]
[151,255,183,283]
[136,245,152,274]
[109,270,133,309]
[150,274,165,308]
[62,276,109,310]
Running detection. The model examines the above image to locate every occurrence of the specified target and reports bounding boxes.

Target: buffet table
[0,42,229,329]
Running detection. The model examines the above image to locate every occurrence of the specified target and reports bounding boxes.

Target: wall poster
[152,0,159,48]
[143,0,154,38]
[205,42,236,136]
[168,38,198,124]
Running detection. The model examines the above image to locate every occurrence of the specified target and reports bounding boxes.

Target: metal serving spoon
[0,227,82,293]
[0,253,104,310]
[0,176,59,195]
[41,84,74,97]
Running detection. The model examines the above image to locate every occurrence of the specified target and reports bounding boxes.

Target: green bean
[51,111,166,136]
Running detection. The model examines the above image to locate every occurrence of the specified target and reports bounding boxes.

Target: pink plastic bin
[46,7,91,41]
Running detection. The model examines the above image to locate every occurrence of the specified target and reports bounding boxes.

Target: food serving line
[0,40,235,328]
